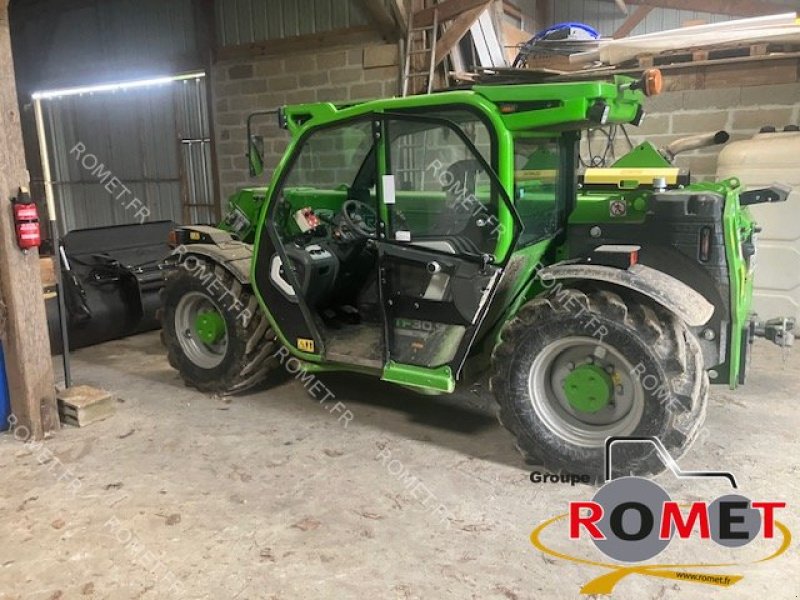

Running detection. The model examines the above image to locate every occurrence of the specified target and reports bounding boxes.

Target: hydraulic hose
[662,130,730,161]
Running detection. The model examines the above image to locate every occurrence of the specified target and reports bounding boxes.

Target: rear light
[643,69,663,96]
[629,248,639,266]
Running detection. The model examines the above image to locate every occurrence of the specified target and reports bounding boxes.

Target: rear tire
[490,288,708,482]
[160,257,279,394]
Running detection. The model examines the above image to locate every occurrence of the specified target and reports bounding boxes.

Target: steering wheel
[341,199,378,238]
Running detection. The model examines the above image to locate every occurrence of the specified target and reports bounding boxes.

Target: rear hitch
[754,317,795,348]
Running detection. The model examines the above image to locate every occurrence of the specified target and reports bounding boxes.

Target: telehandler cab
[161,71,791,479]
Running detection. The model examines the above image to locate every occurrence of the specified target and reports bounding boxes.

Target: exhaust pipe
[662,131,730,161]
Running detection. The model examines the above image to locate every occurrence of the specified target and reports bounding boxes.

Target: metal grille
[215,0,378,46]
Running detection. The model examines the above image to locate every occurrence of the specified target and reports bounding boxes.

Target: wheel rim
[174,292,228,369]
[528,336,645,448]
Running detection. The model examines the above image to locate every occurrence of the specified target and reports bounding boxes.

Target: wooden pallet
[633,42,800,68]
[57,385,115,427]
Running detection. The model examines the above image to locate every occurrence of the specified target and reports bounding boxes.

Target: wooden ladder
[402,5,439,96]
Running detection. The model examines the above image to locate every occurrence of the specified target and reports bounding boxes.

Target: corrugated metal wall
[215,0,380,47]
[11,0,200,91]
[541,0,798,38]
[549,1,730,37]
[42,78,214,233]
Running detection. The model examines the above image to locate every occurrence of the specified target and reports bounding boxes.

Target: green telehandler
[160,71,792,479]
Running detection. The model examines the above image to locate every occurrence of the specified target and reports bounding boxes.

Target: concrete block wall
[212,44,400,200]
[583,82,800,181]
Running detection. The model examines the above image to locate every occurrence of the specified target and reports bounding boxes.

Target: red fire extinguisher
[12,187,41,251]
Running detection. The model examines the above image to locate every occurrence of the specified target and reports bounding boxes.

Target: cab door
[377,113,521,392]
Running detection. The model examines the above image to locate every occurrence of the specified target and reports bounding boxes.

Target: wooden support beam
[413,0,490,28]
[434,5,488,66]
[388,0,408,35]
[0,0,58,440]
[502,1,523,21]
[355,0,401,41]
[614,0,629,15]
[627,0,790,17]
[613,5,653,38]
[217,26,381,61]
[535,0,551,31]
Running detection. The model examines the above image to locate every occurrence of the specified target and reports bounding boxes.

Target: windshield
[514,137,563,246]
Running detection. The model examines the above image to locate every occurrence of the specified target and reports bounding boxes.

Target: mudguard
[537,262,715,327]
[173,235,253,286]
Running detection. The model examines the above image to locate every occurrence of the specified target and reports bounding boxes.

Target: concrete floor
[0,333,798,600]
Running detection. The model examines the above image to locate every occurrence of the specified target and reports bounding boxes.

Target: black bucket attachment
[47,221,177,354]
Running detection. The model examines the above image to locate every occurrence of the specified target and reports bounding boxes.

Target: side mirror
[248,135,265,178]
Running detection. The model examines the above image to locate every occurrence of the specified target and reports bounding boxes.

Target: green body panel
[382,362,455,394]
[611,141,672,168]
[208,77,757,393]
[569,189,650,225]
[695,177,754,387]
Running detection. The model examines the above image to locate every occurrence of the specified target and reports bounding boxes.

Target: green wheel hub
[195,310,226,345]
[562,364,613,413]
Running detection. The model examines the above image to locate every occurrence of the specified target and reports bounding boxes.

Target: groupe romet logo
[530,437,791,595]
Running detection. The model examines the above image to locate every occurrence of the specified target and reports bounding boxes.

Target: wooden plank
[434,5,488,66]
[354,0,401,41]
[528,52,800,91]
[627,0,790,17]
[0,1,58,440]
[614,0,630,15]
[217,26,380,60]
[413,0,490,28]
[613,5,653,39]
[502,22,532,63]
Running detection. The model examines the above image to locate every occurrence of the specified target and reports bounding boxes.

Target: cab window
[514,137,563,247]
[386,114,501,258]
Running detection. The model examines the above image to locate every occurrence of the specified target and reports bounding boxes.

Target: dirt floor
[0,333,798,600]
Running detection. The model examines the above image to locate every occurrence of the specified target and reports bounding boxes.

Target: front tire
[160,257,279,393]
[491,288,708,482]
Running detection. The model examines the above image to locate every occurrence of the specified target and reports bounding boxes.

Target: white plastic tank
[717,130,800,322]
